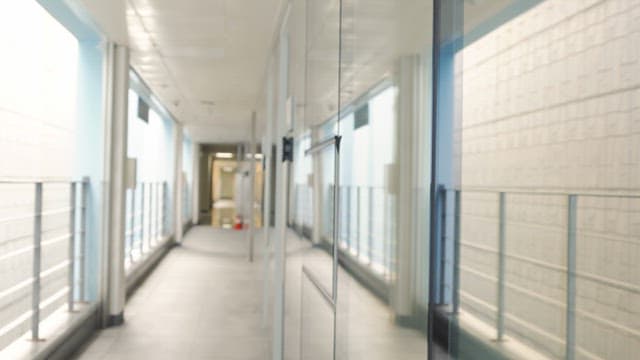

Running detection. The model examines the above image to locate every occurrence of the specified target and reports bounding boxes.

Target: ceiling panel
[125,0,284,144]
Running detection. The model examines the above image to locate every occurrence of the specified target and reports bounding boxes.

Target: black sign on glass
[282,137,294,162]
[138,96,149,123]
[354,103,369,129]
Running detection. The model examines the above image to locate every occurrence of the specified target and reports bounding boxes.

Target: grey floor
[74,226,433,360]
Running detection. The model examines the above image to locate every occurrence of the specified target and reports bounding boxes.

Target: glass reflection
[437,0,640,359]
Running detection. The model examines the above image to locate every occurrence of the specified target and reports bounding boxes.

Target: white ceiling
[75,0,285,144]
[72,0,515,143]
[300,0,434,127]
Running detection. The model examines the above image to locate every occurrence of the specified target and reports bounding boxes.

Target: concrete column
[173,125,184,243]
[103,43,129,326]
[393,55,421,319]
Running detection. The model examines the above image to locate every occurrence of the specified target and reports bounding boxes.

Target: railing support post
[566,195,577,360]
[150,182,155,246]
[32,182,43,340]
[129,187,135,263]
[68,182,76,312]
[356,186,361,257]
[346,186,351,249]
[147,182,152,250]
[452,190,461,314]
[368,186,374,264]
[438,187,448,301]
[162,182,165,238]
[140,182,146,257]
[156,182,161,242]
[497,192,506,341]
[79,178,88,302]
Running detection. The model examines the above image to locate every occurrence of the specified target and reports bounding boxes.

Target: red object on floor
[234,216,243,230]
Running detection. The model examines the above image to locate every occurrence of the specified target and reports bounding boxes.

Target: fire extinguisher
[234,215,243,230]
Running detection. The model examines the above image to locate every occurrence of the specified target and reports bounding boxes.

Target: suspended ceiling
[74,0,285,144]
[72,0,520,143]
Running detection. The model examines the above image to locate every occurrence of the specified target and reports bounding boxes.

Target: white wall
[458,0,640,358]
[0,0,79,349]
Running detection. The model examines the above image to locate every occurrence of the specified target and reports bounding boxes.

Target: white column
[192,143,200,225]
[103,43,129,326]
[174,125,184,243]
[248,112,257,261]
[393,55,421,318]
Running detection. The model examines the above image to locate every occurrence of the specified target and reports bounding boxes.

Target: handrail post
[368,186,374,264]
[150,182,155,246]
[566,195,577,360]
[32,182,43,340]
[154,182,158,243]
[452,190,461,314]
[79,178,88,302]
[497,192,506,341]
[68,182,76,312]
[147,182,152,250]
[349,186,353,250]
[438,187,448,301]
[156,182,161,242]
[163,182,167,237]
[356,186,361,257]
[383,190,389,279]
[140,182,146,257]
[129,187,135,263]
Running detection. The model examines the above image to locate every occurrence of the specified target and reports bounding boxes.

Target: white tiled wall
[0,1,78,350]
[458,0,640,358]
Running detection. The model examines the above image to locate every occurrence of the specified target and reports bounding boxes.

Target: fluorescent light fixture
[245,153,264,160]
[216,152,233,159]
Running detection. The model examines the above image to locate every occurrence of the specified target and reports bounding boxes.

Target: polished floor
[75,226,267,359]
[74,226,430,359]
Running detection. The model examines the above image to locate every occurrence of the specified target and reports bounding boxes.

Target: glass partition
[124,88,175,270]
[432,0,640,358]
[335,0,434,358]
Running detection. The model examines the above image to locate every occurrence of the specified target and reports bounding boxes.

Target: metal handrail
[0,179,88,346]
[301,265,335,309]
[444,186,640,359]
[454,186,640,199]
[124,181,168,269]
[0,179,75,184]
[304,135,340,156]
[461,241,640,295]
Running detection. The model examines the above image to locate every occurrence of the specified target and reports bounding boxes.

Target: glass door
[299,137,341,360]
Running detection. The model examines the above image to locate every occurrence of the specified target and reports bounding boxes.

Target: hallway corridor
[75,226,267,360]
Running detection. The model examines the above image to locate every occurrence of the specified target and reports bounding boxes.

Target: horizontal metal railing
[448,187,640,360]
[292,184,313,231]
[336,185,395,279]
[291,184,396,280]
[124,181,168,269]
[0,179,88,348]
